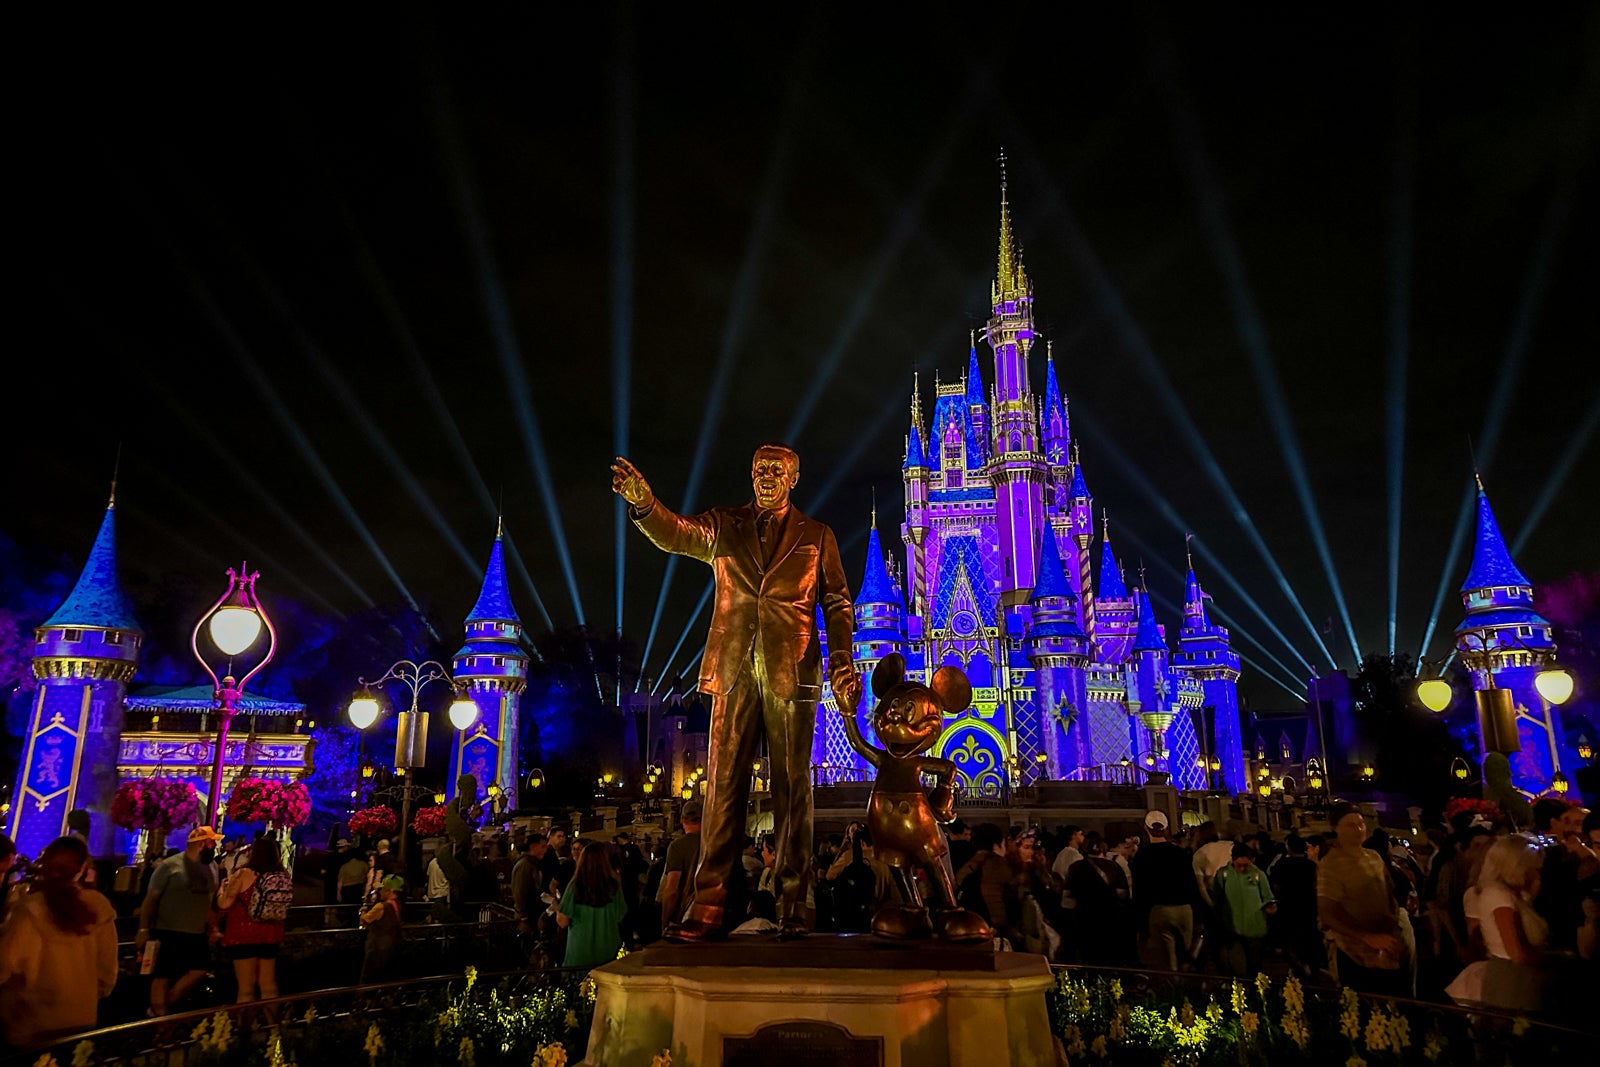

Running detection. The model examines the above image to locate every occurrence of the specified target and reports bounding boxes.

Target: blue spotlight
[1035,172,1337,670]
[649,579,715,696]
[611,11,637,704]
[1513,384,1600,554]
[1076,405,1315,674]
[1385,106,1416,656]
[635,80,804,685]
[1160,70,1360,666]
[430,78,587,628]
[345,223,555,628]
[784,82,978,445]
[1414,187,1572,664]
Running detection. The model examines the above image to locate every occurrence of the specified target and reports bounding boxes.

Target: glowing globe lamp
[681,784,693,800]
[1416,678,1453,713]
[348,694,380,730]
[1534,668,1574,706]
[448,696,480,731]
[209,606,263,656]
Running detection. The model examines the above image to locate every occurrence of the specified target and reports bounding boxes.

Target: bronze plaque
[723,1020,882,1066]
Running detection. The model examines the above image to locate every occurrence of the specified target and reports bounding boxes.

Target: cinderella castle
[813,175,1247,799]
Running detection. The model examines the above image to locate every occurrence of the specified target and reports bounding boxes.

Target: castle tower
[11,494,142,859]
[1455,476,1566,794]
[1129,589,1174,774]
[902,375,930,618]
[1027,523,1091,777]
[450,523,529,808]
[1094,513,1136,664]
[987,163,1048,596]
[1067,449,1095,642]
[1042,344,1069,465]
[1171,547,1244,792]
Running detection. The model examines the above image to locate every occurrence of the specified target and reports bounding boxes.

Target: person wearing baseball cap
[360,874,407,984]
[1130,809,1198,972]
[136,825,224,1015]
[655,801,703,932]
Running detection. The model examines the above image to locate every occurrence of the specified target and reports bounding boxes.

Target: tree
[1348,653,1468,814]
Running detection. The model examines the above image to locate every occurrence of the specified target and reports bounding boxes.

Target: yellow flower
[1180,999,1196,1028]
[534,1043,568,1067]
[1090,1035,1108,1058]
[1423,1031,1445,1061]
[565,1009,580,1031]
[464,965,478,992]
[1230,981,1245,1016]
[1242,1011,1259,1036]
[1512,1018,1530,1037]
[649,1053,672,1067]
[617,944,629,959]
[1109,1007,1127,1043]
[364,1022,385,1062]
[1365,1010,1390,1052]
[579,977,597,1001]
[302,1007,317,1026]
[1255,972,1271,1001]
[1387,1011,1411,1050]
[1283,974,1304,1015]
[1204,1002,1223,1023]
[31,1055,59,1067]
[1283,1011,1310,1050]
[1346,1057,1367,1067]
[1340,988,1361,1039]
[1064,1024,1085,1057]
[459,1037,476,1067]
[71,1042,94,1067]
[1109,978,1123,1003]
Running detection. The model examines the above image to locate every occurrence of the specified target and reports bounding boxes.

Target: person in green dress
[557,841,627,969]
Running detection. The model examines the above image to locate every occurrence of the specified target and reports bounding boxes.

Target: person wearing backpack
[216,839,291,1002]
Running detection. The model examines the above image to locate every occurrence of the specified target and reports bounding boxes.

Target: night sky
[8,6,1598,708]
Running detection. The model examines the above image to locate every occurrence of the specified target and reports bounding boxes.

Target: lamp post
[348,659,478,867]
[192,565,278,828]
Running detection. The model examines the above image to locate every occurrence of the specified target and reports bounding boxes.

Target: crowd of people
[0,791,1595,1050]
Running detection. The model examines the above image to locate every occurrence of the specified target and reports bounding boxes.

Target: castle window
[493,657,506,666]
[63,629,81,642]
[105,632,122,645]
[1518,626,1532,637]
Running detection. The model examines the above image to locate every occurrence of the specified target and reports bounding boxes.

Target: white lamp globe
[448,696,480,731]
[1416,678,1453,713]
[347,696,380,730]
[209,606,263,656]
[1534,668,1575,706]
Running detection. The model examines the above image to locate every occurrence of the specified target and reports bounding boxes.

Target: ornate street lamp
[527,767,546,793]
[348,659,477,865]
[1551,772,1570,796]
[1450,757,1472,782]
[1416,677,1453,713]
[192,565,278,828]
[1577,735,1593,763]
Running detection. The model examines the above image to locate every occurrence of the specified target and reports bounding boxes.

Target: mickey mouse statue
[838,652,992,942]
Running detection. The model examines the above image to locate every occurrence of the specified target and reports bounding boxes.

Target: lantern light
[487,783,502,798]
[1534,669,1574,706]
[1551,772,1570,796]
[433,791,446,805]
[527,769,545,790]
[1257,782,1271,797]
[209,606,264,657]
[448,695,480,731]
[681,784,693,800]
[1416,677,1453,713]
[1577,736,1593,762]
[361,764,375,779]
[643,781,654,795]
[348,691,381,730]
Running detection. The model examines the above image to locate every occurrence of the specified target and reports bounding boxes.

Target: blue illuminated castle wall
[814,181,1247,797]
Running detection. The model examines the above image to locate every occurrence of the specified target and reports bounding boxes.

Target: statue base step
[583,935,1059,1067]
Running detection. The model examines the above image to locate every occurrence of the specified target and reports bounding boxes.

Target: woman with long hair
[0,836,118,1047]
[1447,833,1552,1013]
[556,842,626,969]
[216,839,292,1002]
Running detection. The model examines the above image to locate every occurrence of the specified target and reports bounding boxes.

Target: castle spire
[857,517,903,607]
[992,149,1030,305]
[1460,478,1532,592]
[43,501,141,632]
[1097,512,1129,601]
[965,342,985,409]
[466,529,520,623]
[1132,588,1167,653]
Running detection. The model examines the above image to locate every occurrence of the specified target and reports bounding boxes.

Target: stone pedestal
[583,935,1059,1067]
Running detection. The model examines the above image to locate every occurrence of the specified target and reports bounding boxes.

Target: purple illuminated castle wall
[814,176,1246,798]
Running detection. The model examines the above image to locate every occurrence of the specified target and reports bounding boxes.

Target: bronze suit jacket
[632,500,855,701]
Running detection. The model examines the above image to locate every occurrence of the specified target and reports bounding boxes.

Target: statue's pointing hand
[610,457,654,510]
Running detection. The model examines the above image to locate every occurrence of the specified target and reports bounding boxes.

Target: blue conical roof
[1098,538,1128,600]
[858,523,902,606]
[44,506,141,632]
[1032,523,1073,602]
[903,420,926,470]
[1461,488,1532,592]
[1132,591,1167,652]
[466,533,520,623]
[1068,462,1090,501]
[1185,568,1203,603]
[1044,353,1064,420]
[965,346,984,408]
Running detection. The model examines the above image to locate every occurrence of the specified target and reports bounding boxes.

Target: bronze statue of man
[612,445,859,940]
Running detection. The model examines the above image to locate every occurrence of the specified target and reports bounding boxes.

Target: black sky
[8,5,1599,707]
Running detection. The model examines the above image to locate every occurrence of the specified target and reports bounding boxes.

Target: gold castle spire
[993,148,1031,305]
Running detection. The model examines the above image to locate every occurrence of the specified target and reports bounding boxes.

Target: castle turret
[1067,449,1095,641]
[1094,512,1136,663]
[1455,476,1566,794]
[1027,523,1091,777]
[987,163,1048,597]
[1128,589,1177,774]
[965,337,989,455]
[1042,343,1069,465]
[450,522,529,807]
[1171,546,1244,792]
[12,493,143,859]
[854,510,907,669]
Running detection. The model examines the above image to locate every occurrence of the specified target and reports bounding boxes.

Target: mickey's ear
[929,665,972,713]
[871,653,906,698]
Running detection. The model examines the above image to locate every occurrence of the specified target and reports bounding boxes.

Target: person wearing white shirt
[1051,826,1085,911]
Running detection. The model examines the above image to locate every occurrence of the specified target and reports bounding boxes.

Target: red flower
[412,806,448,838]
[349,806,399,838]
[228,777,312,827]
